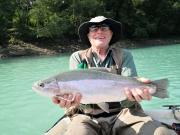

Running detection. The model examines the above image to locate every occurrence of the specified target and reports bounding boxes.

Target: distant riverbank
[0,38,180,59]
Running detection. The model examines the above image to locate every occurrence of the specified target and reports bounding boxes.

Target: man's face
[87,24,113,49]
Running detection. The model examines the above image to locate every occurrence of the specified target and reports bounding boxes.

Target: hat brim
[78,18,122,46]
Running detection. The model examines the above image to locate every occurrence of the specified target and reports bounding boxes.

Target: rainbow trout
[32,69,168,111]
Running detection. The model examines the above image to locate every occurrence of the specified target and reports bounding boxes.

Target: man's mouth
[95,37,105,40]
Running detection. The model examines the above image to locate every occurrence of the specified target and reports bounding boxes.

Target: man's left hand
[125,77,152,102]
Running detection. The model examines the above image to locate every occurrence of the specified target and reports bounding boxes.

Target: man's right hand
[51,93,82,109]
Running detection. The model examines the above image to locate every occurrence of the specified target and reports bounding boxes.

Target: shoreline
[0,38,180,59]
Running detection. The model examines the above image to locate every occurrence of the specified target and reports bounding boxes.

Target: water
[131,44,180,108]
[0,44,180,135]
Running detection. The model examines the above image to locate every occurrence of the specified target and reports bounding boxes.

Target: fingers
[51,93,82,109]
[125,77,152,102]
[136,77,151,83]
[125,88,135,101]
[64,94,74,108]
[71,93,82,107]
[131,88,143,102]
[142,88,152,100]
[125,87,152,102]
[52,97,60,104]
[59,94,69,108]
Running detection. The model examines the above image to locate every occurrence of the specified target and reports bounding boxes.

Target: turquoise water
[0,44,180,135]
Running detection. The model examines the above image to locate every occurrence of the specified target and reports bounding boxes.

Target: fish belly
[60,79,128,104]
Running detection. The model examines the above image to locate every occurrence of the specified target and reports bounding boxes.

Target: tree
[0,0,16,46]
[1,0,179,45]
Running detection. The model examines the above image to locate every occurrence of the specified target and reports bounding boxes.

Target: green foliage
[140,0,180,37]
[0,0,16,46]
[10,0,33,39]
[0,0,179,45]
[29,0,71,38]
[28,0,105,39]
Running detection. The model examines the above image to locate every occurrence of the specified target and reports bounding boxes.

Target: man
[51,16,177,135]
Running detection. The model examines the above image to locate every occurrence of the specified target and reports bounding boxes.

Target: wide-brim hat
[78,16,122,46]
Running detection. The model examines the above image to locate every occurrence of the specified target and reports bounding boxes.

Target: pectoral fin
[97,102,109,113]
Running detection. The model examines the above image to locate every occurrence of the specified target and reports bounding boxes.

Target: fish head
[32,79,61,97]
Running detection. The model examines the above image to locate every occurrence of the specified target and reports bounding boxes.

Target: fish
[32,69,169,112]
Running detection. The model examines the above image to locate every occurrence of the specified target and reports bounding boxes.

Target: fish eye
[39,83,45,87]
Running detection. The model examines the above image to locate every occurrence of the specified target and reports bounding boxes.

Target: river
[0,44,180,135]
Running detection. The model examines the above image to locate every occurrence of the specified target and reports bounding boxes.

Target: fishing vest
[78,43,123,75]
[65,44,137,116]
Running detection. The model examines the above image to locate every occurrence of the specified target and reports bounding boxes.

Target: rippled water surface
[0,44,180,135]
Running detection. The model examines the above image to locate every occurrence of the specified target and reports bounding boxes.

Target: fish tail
[152,78,169,98]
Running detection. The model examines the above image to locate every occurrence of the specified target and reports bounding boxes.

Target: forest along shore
[0,38,180,59]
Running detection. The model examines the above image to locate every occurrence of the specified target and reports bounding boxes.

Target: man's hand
[52,93,82,108]
[125,77,152,102]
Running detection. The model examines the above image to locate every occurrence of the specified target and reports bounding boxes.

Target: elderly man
[51,16,177,135]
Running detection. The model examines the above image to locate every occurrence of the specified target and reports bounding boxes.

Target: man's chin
[94,41,107,46]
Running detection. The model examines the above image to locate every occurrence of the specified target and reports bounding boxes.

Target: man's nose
[96,28,104,33]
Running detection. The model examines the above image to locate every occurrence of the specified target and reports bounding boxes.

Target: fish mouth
[33,81,44,89]
[32,84,43,95]
[32,82,42,93]
[32,82,55,97]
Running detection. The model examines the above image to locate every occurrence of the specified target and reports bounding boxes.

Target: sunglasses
[89,24,110,32]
